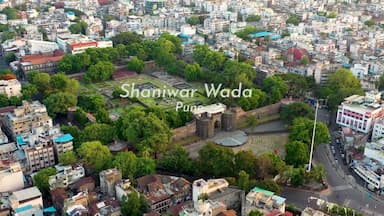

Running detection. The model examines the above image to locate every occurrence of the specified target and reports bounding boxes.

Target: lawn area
[232,133,289,158]
[80,74,210,111]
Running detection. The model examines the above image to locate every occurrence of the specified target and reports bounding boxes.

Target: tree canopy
[280,102,314,125]
[43,92,77,118]
[77,141,112,172]
[121,192,148,216]
[262,75,288,103]
[84,61,114,82]
[289,117,330,147]
[58,151,77,165]
[33,167,56,196]
[285,140,309,167]
[127,57,145,73]
[68,21,88,34]
[197,142,235,177]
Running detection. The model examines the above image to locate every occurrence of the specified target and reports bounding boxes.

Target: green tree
[5,53,15,63]
[112,152,138,180]
[111,32,142,46]
[135,156,156,177]
[237,89,267,111]
[127,43,147,60]
[364,20,375,27]
[308,164,326,182]
[321,68,363,110]
[237,170,251,192]
[285,140,309,167]
[289,117,330,147]
[33,167,56,196]
[78,94,107,113]
[234,150,258,177]
[186,16,200,25]
[235,26,258,40]
[68,21,88,34]
[121,192,148,216]
[157,145,194,174]
[84,61,114,82]
[21,84,38,100]
[248,210,263,216]
[127,57,145,73]
[117,109,172,157]
[257,179,282,194]
[0,94,9,107]
[197,142,234,177]
[257,153,286,179]
[300,56,310,65]
[245,115,258,129]
[0,7,21,19]
[246,15,261,22]
[50,73,80,95]
[28,71,51,95]
[81,123,115,144]
[184,63,202,81]
[377,74,384,90]
[280,102,314,125]
[262,75,288,103]
[286,15,301,25]
[58,151,77,165]
[290,167,305,186]
[43,92,77,117]
[77,141,112,172]
[278,73,313,98]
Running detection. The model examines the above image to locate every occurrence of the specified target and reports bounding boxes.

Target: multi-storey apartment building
[336,91,384,134]
[25,143,55,172]
[49,164,85,190]
[100,168,122,197]
[0,162,24,193]
[0,79,22,98]
[3,100,53,139]
[53,134,74,155]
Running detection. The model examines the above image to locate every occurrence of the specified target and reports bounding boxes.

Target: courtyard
[79,73,210,115]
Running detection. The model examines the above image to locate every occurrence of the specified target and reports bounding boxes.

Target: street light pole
[308,100,319,172]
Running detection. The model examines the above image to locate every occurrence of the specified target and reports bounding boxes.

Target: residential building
[14,205,43,216]
[336,91,384,134]
[53,133,74,155]
[63,191,90,216]
[19,50,66,77]
[115,179,134,201]
[100,168,122,197]
[89,198,121,216]
[2,100,53,139]
[71,176,95,193]
[136,174,191,213]
[245,187,286,215]
[0,128,9,144]
[145,0,166,14]
[372,117,384,141]
[0,79,22,98]
[301,207,330,216]
[9,187,43,210]
[192,178,244,214]
[49,164,85,190]
[56,34,112,54]
[0,142,17,160]
[25,143,55,172]
[180,200,227,216]
[0,162,24,193]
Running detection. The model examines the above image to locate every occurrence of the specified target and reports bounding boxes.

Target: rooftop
[21,50,65,65]
[53,134,74,143]
[11,187,41,202]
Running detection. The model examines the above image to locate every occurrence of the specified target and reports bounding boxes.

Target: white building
[0,128,8,144]
[53,134,74,155]
[372,117,384,141]
[49,164,85,190]
[0,162,24,193]
[245,187,286,215]
[336,91,384,134]
[352,160,384,190]
[192,178,229,203]
[0,79,22,98]
[9,187,43,210]
[115,179,134,201]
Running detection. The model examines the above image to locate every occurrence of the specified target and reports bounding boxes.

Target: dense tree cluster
[68,21,88,34]
[316,68,363,110]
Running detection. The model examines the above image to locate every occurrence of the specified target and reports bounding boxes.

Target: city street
[283,109,384,215]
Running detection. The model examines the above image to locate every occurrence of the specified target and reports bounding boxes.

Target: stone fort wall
[171,102,283,141]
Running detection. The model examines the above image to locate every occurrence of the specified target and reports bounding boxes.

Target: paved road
[283,109,384,215]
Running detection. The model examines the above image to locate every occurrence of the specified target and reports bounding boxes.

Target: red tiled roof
[21,50,65,65]
[218,209,237,216]
[98,0,113,5]
[70,42,97,50]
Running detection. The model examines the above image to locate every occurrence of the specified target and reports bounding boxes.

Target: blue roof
[16,135,26,145]
[249,31,272,38]
[343,63,351,68]
[43,206,57,213]
[178,33,193,38]
[67,11,75,15]
[272,195,286,205]
[15,205,33,213]
[270,35,282,40]
[54,134,74,143]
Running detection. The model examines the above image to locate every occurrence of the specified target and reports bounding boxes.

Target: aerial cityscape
[0,0,384,215]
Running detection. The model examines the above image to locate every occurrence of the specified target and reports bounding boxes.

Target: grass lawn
[80,74,210,112]
[232,133,289,158]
